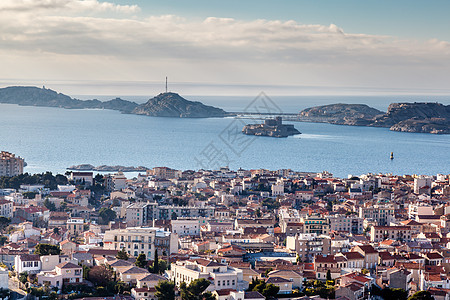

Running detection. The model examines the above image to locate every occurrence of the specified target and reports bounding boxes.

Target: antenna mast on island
[165,76,168,93]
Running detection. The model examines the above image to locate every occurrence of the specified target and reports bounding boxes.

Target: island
[242,117,301,138]
[298,102,450,134]
[0,86,228,118]
[133,92,228,118]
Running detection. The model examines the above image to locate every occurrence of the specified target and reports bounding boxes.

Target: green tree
[180,278,213,300]
[0,217,10,233]
[408,291,434,300]
[135,253,147,268]
[43,199,56,211]
[262,284,279,299]
[0,236,7,246]
[155,280,175,300]
[116,248,129,260]
[152,249,159,274]
[88,265,113,287]
[171,212,178,220]
[326,269,332,281]
[19,272,28,284]
[34,243,61,256]
[98,207,117,225]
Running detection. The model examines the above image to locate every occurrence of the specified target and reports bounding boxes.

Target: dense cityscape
[0,150,449,300]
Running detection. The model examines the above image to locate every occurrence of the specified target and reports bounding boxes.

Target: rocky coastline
[298,102,450,134]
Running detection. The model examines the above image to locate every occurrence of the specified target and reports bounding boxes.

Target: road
[8,277,27,300]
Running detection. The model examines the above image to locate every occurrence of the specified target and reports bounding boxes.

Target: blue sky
[0,0,449,96]
[115,0,450,40]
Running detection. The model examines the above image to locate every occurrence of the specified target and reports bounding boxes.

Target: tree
[34,243,61,256]
[381,288,408,300]
[53,227,60,235]
[88,265,113,287]
[135,253,147,268]
[43,199,56,211]
[152,249,159,274]
[262,284,279,299]
[180,278,213,300]
[116,248,129,260]
[98,208,117,225]
[19,272,28,284]
[0,217,10,233]
[171,212,178,220]
[155,280,175,300]
[408,291,434,300]
[326,270,332,281]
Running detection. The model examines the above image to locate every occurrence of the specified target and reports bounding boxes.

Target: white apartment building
[112,172,127,191]
[103,227,178,259]
[0,151,24,177]
[157,205,215,220]
[414,176,433,194]
[171,219,200,237]
[170,258,247,291]
[327,214,364,234]
[408,203,434,220]
[359,204,395,226]
[0,200,13,218]
[271,181,284,196]
[278,208,303,233]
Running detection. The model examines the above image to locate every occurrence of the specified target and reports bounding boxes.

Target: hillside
[298,102,450,134]
[0,86,138,113]
[298,103,383,126]
[133,92,228,118]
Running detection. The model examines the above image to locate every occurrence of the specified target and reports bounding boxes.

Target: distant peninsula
[298,102,450,134]
[68,164,149,172]
[243,117,301,138]
[0,86,228,118]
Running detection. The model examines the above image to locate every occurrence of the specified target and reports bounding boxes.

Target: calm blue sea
[0,95,449,178]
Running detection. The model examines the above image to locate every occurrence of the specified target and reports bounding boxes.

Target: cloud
[0,1,449,91]
[0,0,140,14]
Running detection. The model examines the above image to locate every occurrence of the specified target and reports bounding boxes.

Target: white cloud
[0,1,449,92]
[0,0,140,14]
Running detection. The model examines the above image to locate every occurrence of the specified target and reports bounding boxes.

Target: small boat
[390,152,394,160]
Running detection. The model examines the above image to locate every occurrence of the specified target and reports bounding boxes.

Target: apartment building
[103,227,178,259]
[286,233,331,263]
[302,215,330,235]
[0,151,24,177]
[327,214,364,234]
[157,205,215,220]
[67,217,84,236]
[170,258,247,291]
[171,219,200,237]
[359,204,395,226]
[0,200,13,218]
[370,226,412,242]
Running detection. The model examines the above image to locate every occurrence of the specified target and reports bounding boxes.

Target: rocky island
[133,92,228,118]
[298,102,450,134]
[242,117,301,138]
[0,86,228,118]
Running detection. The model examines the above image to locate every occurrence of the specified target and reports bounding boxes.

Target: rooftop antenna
[165,76,168,93]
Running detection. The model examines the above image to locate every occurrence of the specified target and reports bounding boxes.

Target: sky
[1,0,450,96]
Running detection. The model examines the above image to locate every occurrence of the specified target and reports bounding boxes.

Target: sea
[0,95,449,178]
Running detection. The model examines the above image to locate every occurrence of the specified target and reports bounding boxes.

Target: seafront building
[0,151,24,177]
